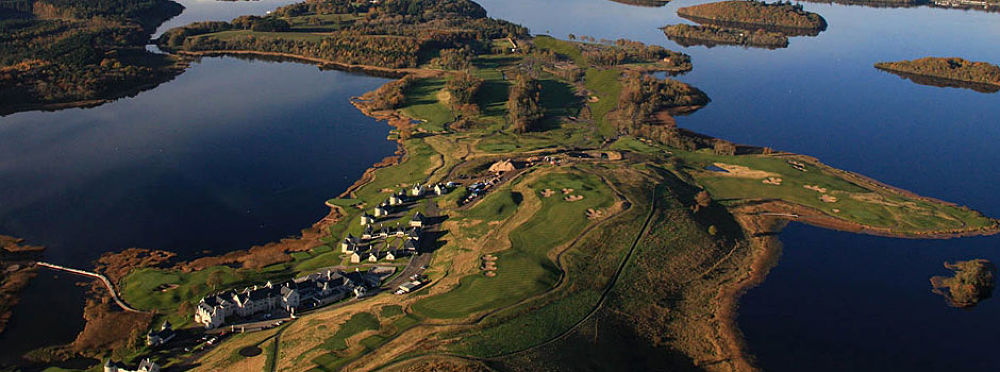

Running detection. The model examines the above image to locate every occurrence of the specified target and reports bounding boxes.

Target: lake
[476,0,1000,370]
[0,44,394,367]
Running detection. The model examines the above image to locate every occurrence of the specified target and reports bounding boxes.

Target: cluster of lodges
[343,182,451,264]
[195,269,377,329]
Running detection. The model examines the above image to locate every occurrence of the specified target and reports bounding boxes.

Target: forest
[662,23,789,49]
[0,0,183,114]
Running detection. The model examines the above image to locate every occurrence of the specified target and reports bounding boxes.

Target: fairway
[412,169,614,319]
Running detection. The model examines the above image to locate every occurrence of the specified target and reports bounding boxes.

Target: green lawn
[533,35,585,66]
[401,78,454,132]
[584,68,622,137]
[412,169,613,319]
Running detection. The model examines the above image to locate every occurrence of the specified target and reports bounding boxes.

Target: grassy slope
[412,169,613,319]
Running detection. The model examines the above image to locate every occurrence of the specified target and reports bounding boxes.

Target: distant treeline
[159,0,529,69]
[677,1,827,33]
[0,0,184,114]
[662,23,788,49]
[876,57,1000,91]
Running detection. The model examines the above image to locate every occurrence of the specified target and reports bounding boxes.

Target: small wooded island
[931,259,997,307]
[663,23,789,49]
[677,0,827,35]
[875,57,1000,93]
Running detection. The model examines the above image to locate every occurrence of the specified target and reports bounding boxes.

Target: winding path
[36,261,145,313]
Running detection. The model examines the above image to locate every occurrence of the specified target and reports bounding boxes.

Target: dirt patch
[541,188,555,198]
[820,195,838,203]
[762,177,782,185]
[564,195,584,202]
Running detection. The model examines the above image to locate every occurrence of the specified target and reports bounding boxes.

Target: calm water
[154,0,301,37]
[0,44,393,367]
[477,0,1000,370]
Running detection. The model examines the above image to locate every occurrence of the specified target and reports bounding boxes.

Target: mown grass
[380,305,404,318]
[453,290,600,356]
[584,68,622,138]
[401,78,453,132]
[672,149,996,231]
[533,35,585,66]
[412,169,613,319]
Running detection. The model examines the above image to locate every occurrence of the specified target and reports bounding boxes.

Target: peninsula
[0,0,185,115]
[875,57,1000,93]
[3,0,998,371]
[663,23,789,49]
[677,0,828,36]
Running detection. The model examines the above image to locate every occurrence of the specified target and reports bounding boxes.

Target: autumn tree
[507,73,543,133]
[445,71,483,110]
[694,190,711,212]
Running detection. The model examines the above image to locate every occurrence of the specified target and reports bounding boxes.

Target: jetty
[36,262,145,313]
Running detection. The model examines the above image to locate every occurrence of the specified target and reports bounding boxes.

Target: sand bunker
[820,195,838,203]
[541,189,555,198]
[804,185,828,193]
[564,195,584,202]
[711,163,778,179]
[762,177,783,185]
[586,208,606,220]
[787,160,808,172]
[562,188,575,194]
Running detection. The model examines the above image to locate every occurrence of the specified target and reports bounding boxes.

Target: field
[401,78,454,132]
[412,169,614,319]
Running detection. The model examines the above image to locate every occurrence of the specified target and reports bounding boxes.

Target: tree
[694,190,711,212]
[207,270,224,290]
[445,71,483,109]
[507,73,543,133]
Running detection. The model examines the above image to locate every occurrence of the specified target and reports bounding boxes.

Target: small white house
[433,184,447,196]
[360,213,375,225]
[350,252,362,264]
[410,184,425,197]
[374,205,389,217]
[389,193,404,206]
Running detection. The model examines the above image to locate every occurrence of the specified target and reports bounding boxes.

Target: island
[875,57,1000,93]
[3,0,999,371]
[677,0,828,36]
[0,0,185,115]
[931,259,997,307]
[663,23,789,49]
